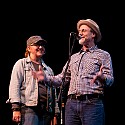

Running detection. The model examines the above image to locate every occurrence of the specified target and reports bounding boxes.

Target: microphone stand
[58,33,77,125]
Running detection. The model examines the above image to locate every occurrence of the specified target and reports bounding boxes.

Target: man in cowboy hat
[32,19,114,125]
[77,19,102,43]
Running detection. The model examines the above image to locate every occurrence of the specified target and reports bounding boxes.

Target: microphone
[70,32,82,40]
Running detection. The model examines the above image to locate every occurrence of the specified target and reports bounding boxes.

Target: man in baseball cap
[27,35,47,46]
[7,34,56,125]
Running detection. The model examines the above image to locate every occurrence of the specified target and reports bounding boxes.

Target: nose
[79,32,82,36]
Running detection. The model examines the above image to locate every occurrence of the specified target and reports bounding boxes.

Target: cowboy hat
[77,19,102,42]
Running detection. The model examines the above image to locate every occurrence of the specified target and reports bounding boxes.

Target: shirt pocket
[24,66,33,84]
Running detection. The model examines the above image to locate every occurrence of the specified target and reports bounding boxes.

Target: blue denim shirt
[6,56,55,112]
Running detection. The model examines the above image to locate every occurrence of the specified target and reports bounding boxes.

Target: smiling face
[27,41,46,59]
[78,24,96,46]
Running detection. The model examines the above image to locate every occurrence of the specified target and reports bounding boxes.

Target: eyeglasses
[31,42,45,47]
[79,28,91,33]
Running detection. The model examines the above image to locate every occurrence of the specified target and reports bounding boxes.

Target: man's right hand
[12,111,21,123]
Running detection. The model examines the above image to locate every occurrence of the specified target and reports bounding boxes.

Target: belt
[68,94,103,101]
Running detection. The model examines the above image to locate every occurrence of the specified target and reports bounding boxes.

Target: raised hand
[32,65,45,82]
[91,65,105,84]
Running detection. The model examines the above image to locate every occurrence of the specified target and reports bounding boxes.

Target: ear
[92,32,96,39]
[27,46,31,52]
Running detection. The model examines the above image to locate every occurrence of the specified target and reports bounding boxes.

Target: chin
[79,39,84,45]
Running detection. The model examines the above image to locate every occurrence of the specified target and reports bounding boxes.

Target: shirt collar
[79,45,98,54]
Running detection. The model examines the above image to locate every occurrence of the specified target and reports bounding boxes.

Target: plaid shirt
[45,45,114,95]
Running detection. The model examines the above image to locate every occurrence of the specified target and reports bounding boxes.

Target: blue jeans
[65,98,105,125]
[21,106,52,125]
